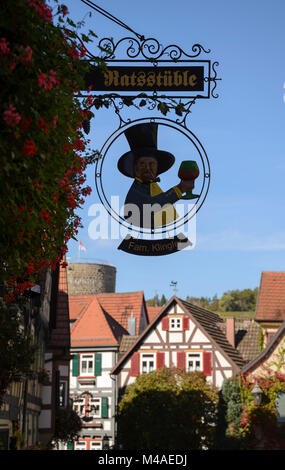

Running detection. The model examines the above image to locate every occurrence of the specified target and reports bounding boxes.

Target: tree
[0,0,102,300]
[117,367,219,450]
[219,288,258,312]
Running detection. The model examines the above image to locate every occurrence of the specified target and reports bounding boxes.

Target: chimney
[128,313,136,336]
[226,317,235,348]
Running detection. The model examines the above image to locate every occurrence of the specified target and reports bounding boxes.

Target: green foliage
[117,367,219,450]
[146,294,167,306]
[185,294,219,312]
[0,0,101,297]
[185,288,258,314]
[239,372,285,449]
[219,288,258,312]
[0,298,38,402]
[53,406,82,443]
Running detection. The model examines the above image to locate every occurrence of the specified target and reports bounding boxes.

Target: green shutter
[72,353,79,377]
[95,353,102,376]
[101,397,108,418]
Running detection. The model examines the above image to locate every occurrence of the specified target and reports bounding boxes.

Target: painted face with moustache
[134,156,158,182]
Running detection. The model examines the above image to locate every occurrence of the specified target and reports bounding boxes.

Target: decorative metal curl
[96,36,210,61]
[205,61,221,99]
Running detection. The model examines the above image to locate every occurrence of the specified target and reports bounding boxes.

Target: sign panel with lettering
[85,65,207,96]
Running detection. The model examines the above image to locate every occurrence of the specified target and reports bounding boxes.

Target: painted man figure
[117,122,193,229]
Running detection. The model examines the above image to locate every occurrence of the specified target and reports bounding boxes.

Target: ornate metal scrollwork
[96,36,211,62]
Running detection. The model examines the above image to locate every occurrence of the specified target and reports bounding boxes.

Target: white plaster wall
[97,370,112,388]
[215,351,232,368]
[41,385,52,405]
[38,410,51,429]
[102,351,113,368]
[191,328,209,343]
[144,330,160,344]
[168,332,183,343]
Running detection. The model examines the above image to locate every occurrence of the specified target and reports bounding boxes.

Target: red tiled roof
[146,306,162,323]
[69,295,94,321]
[71,297,118,347]
[255,271,285,322]
[69,291,146,347]
[96,291,144,335]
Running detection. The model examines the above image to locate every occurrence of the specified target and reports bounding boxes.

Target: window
[89,398,101,418]
[74,441,87,451]
[73,398,86,417]
[141,353,155,374]
[80,354,94,376]
[186,352,203,372]
[59,381,67,407]
[90,441,102,450]
[169,317,182,331]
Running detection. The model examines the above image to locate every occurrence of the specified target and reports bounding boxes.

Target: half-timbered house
[68,291,148,450]
[111,296,245,395]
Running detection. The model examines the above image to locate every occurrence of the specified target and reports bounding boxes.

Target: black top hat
[117,123,175,178]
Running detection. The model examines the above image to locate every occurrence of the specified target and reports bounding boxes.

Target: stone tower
[67,262,116,296]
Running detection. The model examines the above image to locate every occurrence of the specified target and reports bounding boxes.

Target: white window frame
[90,441,102,450]
[73,397,86,417]
[80,354,95,376]
[89,398,101,418]
[169,316,183,331]
[186,351,203,372]
[74,441,87,451]
[140,353,156,374]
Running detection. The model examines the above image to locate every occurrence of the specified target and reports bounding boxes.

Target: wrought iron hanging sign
[83,34,220,256]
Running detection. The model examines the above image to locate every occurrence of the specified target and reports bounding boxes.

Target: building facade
[112,297,246,396]
[68,291,148,450]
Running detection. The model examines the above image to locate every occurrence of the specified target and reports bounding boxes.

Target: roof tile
[255,271,285,321]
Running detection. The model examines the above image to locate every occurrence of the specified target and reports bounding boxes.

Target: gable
[255,271,285,322]
[111,297,245,379]
[242,321,285,376]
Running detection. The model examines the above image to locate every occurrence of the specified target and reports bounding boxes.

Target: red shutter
[161,317,169,331]
[157,352,165,369]
[183,317,190,330]
[177,351,186,369]
[203,352,212,376]
[130,352,140,377]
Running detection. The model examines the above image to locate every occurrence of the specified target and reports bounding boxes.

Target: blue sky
[66,0,285,301]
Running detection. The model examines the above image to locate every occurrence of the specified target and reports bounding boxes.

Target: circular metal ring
[95,116,210,236]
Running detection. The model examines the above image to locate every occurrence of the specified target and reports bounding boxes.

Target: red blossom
[39,209,51,223]
[19,45,33,64]
[3,104,22,126]
[22,139,36,156]
[27,0,52,23]
[37,117,50,133]
[33,179,43,191]
[0,37,10,55]
[73,138,85,151]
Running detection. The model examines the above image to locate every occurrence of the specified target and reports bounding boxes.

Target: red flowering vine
[0,0,105,299]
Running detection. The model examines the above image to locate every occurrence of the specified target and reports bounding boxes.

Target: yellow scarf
[150,182,178,227]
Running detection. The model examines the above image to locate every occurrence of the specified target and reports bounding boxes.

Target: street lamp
[251,381,263,406]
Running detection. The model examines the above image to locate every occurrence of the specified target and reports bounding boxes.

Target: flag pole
[78,240,80,262]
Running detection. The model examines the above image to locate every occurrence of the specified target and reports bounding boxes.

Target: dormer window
[162,315,190,331]
[169,317,182,331]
